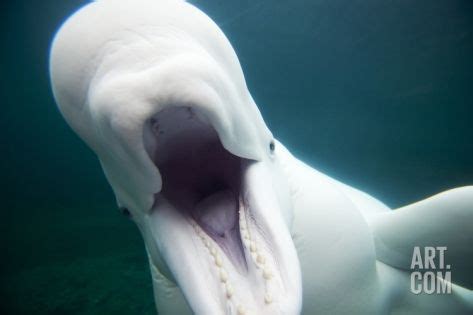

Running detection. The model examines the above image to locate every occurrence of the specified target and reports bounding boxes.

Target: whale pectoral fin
[370,186,473,289]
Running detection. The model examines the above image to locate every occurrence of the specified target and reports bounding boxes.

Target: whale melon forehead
[50,0,245,112]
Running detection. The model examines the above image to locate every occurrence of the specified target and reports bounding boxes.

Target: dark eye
[119,207,132,218]
[269,140,275,153]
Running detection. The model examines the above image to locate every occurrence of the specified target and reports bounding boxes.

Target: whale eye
[269,140,275,153]
[119,207,132,218]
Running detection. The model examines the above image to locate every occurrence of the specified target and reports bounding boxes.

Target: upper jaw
[146,160,302,315]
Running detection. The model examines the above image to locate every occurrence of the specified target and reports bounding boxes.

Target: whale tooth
[256,254,265,265]
[250,241,257,252]
[243,231,250,240]
[264,293,273,304]
[215,254,223,267]
[225,283,233,299]
[210,247,217,257]
[219,269,228,283]
[237,305,246,315]
[263,268,272,280]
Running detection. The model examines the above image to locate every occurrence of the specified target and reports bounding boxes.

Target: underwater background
[1,0,472,314]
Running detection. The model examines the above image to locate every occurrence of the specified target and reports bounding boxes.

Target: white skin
[50,1,473,314]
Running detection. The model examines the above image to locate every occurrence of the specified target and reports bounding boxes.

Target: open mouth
[143,106,300,314]
[148,106,248,273]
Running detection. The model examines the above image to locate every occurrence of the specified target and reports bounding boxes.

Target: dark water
[1,0,472,313]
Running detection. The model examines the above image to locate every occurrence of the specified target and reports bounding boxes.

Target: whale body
[49,0,473,314]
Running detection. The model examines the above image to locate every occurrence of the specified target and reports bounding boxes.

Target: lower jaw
[188,195,280,314]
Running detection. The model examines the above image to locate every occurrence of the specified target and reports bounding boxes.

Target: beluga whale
[49,0,473,314]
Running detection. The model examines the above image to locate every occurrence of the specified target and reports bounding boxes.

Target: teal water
[1,0,472,313]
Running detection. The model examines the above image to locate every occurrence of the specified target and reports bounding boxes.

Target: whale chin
[143,106,301,314]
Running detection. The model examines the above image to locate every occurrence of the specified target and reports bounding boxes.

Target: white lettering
[411,247,423,269]
[410,271,422,294]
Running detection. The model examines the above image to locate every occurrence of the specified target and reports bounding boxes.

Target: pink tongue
[194,189,237,235]
[193,189,247,271]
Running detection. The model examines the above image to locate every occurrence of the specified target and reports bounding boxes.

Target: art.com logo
[410,246,451,294]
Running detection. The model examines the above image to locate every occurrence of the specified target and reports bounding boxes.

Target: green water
[2,0,472,313]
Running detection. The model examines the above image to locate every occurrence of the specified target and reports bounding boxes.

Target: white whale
[49,0,473,314]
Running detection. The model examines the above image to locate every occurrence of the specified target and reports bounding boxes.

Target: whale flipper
[371,186,473,289]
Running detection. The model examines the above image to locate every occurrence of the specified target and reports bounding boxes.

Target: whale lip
[145,106,302,314]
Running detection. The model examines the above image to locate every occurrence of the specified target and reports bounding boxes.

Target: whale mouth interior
[145,106,248,271]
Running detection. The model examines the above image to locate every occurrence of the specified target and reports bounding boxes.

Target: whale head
[50,0,301,313]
